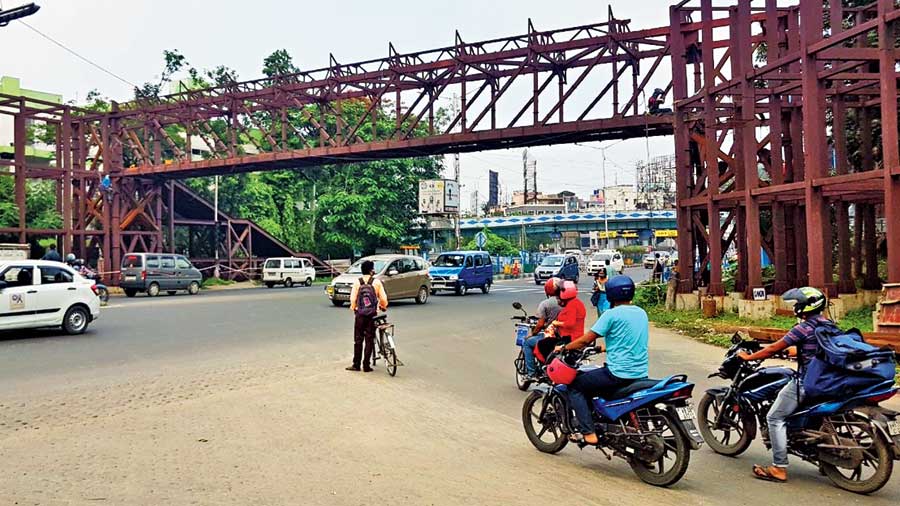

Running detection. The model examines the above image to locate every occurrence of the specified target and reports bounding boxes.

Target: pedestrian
[652,253,664,283]
[590,268,610,317]
[347,260,388,372]
[41,243,62,262]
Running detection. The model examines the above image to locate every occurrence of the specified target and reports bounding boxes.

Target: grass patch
[313,276,334,285]
[839,306,875,333]
[202,277,236,288]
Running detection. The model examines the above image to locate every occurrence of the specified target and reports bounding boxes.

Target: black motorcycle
[698,333,900,494]
[511,302,540,390]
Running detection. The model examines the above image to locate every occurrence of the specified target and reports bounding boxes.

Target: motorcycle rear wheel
[820,414,893,494]
[629,409,691,487]
[522,391,568,454]
[697,392,756,456]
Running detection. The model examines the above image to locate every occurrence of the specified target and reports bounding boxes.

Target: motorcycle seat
[604,378,663,400]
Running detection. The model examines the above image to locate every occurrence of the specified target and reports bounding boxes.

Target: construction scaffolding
[636,154,677,210]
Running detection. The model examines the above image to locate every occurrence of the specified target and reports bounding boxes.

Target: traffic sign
[475,231,487,250]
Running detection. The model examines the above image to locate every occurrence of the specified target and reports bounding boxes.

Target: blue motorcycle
[698,334,900,494]
[522,347,703,487]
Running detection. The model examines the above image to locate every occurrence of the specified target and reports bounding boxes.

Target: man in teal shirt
[556,275,649,444]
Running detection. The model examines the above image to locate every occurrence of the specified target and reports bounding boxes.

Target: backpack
[802,322,897,401]
[355,277,379,317]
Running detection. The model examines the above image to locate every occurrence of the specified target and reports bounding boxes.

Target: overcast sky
[2,0,686,209]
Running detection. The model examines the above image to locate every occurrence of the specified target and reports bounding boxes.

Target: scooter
[697,333,900,494]
[73,259,109,304]
[522,347,703,487]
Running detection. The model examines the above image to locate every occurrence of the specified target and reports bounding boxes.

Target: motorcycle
[72,259,109,304]
[511,302,540,391]
[698,333,900,494]
[522,347,703,487]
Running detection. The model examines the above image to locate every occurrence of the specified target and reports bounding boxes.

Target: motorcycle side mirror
[512,302,523,310]
[731,333,743,345]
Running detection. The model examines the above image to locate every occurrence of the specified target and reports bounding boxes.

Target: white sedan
[0,260,101,335]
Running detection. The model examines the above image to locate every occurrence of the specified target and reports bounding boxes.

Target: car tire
[188,281,200,295]
[481,283,491,294]
[147,282,160,297]
[62,305,90,335]
[415,286,429,304]
[265,282,275,288]
[304,277,313,287]
[284,278,293,288]
[456,283,467,296]
[124,288,137,298]
[331,300,345,307]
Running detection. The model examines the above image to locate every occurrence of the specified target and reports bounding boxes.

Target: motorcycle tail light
[672,386,694,399]
[867,391,896,403]
[90,284,99,296]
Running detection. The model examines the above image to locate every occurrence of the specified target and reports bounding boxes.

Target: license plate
[337,288,350,294]
[124,275,136,281]
[676,405,696,421]
[888,420,900,436]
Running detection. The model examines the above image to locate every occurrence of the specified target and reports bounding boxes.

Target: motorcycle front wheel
[820,414,893,494]
[515,349,530,391]
[697,392,756,456]
[522,391,568,454]
[629,409,691,487]
[97,287,109,304]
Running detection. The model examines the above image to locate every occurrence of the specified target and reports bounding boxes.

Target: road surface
[1,266,897,505]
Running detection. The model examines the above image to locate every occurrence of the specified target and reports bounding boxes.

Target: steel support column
[879,0,900,283]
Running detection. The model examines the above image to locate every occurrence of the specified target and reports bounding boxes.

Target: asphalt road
[1,265,898,504]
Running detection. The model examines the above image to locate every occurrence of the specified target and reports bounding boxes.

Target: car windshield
[347,259,388,274]
[644,254,656,260]
[541,256,564,267]
[433,254,465,267]
[592,254,612,262]
[122,255,142,268]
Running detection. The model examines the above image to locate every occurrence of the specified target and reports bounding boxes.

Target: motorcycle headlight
[449,274,459,280]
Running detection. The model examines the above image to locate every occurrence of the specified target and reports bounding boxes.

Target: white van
[263,257,316,288]
[588,250,624,276]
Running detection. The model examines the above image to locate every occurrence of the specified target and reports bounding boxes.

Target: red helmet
[544,278,560,296]
[547,357,578,385]
[558,280,578,301]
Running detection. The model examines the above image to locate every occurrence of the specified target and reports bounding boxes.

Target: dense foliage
[462,228,519,256]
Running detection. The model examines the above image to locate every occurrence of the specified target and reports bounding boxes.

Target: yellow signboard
[597,231,618,239]
[654,229,678,238]
[621,232,638,238]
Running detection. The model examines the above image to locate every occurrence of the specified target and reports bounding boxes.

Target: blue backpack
[802,322,896,401]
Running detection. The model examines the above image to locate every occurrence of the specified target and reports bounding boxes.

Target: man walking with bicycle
[347,260,389,372]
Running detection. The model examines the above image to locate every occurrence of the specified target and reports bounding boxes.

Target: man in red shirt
[552,280,586,340]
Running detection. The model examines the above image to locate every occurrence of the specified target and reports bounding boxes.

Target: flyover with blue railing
[459,210,677,238]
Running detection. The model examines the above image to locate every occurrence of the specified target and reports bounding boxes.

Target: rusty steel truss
[2,0,899,293]
[671,0,900,297]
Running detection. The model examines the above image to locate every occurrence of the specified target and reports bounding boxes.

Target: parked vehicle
[326,254,431,307]
[119,253,203,298]
[511,301,541,391]
[0,260,101,335]
[697,334,900,494]
[533,254,580,284]
[523,347,703,487]
[589,250,624,275]
[429,251,493,295]
[263,257,316,288]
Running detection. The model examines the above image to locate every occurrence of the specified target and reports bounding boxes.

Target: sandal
[752,465,787,483]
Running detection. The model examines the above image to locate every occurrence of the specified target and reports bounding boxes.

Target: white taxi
[0,260,101,335]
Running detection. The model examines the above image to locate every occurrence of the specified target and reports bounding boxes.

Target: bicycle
[372,314,403,376]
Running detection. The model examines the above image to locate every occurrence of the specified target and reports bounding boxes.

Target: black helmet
[781,287,827,317]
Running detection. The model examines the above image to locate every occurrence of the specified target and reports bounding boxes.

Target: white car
[263,257,316,288]
[564,249,587,270]
[588,250,624,276]
[0,260,101,335]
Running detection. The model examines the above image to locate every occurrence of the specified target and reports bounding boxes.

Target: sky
[1,0,685,210]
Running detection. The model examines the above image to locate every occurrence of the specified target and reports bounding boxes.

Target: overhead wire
[17,19,139,89]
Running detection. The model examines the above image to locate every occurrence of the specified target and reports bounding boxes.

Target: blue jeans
[522,335,543,375]
[569,366,634,434]
[767,379,803,467]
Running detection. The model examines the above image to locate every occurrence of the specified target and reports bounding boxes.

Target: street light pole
[213,175,220,279]
[602,149,609,249]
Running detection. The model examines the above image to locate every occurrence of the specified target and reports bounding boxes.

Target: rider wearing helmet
[65,253,77,266]
[738,287,831,483]
[522,278,564,378]
[550,280,587,343]
[555,275,649,445]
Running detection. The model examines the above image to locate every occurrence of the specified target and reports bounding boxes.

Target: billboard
[488,170,499,208]
[418,179,460,215]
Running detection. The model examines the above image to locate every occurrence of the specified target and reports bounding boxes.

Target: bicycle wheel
[386,347,398,376]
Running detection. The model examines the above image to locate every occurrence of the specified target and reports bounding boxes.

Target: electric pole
[522,149,529,206]
[454,152,461,248]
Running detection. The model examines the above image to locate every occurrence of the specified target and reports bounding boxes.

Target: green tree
[463,228,519,256]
